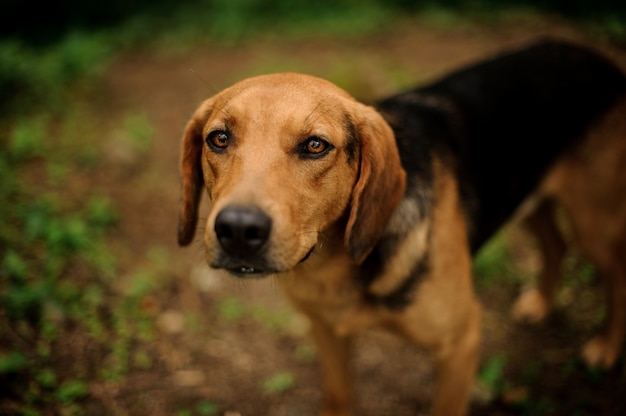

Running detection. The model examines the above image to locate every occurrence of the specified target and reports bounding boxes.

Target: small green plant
[520,396,557,416]
[196,400,219,415]
[250,304,291,332]
[0,351,29,373]
[217,297,246,321]
[7,116,47,160]
[216,297,293,332]
[477,354,508,401]
[261,371,295,394]
[176,401,219,416]
[473,232,513,288]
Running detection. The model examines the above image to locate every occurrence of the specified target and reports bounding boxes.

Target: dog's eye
[301,137,332,158]
[206,131,229,151]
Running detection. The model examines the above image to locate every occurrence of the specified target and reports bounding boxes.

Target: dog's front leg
[431,302,481,416]
[309,315,353,416]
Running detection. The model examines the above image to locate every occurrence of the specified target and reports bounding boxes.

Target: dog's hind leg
[543,98,626,369]
[581,247,626,369]
[512,198,567,323]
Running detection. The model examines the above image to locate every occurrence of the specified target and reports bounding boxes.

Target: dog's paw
[581,336,619,370]
[511,288,551,323]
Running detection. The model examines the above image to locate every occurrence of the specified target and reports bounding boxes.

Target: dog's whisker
[302,101,325,128]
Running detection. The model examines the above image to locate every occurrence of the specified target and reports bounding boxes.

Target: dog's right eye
[206,131,229,152]
[298,136,333,159]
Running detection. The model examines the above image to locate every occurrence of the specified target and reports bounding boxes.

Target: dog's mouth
[216,246,315,278]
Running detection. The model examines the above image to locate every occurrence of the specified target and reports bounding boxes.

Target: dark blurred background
[4,0,626,45]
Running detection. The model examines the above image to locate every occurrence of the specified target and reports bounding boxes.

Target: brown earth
[86,16,626,416]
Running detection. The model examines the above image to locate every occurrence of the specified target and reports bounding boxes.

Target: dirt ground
[89,16,626,416]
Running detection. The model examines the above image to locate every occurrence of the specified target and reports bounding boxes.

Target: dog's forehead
[214,73,354,124]
[227,73,353,99]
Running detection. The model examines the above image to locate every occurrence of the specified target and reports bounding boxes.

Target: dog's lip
[214,246,315,278]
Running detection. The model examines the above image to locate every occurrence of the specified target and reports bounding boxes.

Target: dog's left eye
[300,137,332,158]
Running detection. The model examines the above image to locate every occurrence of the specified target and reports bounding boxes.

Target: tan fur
[513,97,626,369]
[178,73,478,415]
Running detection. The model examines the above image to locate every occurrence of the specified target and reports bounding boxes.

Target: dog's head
[178,73,406,277]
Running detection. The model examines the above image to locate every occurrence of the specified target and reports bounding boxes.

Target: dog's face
[178,73,405,277]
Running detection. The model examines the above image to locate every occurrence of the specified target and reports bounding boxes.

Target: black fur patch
[364,252,430,311]
[358,39,626,310]
[378,39,626,253]
[343,112,359,164]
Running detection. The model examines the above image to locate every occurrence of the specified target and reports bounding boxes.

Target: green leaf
[478,354,507,390]
[218,297,245,321]
[56,379,88,403]
[0,351,29,373]
[2,250,28,280]
[86,196,117,230]
[8,117,46,160]
[36,368,57,388]
[197,401,219,415]
[261,371,294,394]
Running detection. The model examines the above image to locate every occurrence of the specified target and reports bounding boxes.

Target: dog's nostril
[214,205,272,257]
[244,226,264,242]
[215,223,233,239]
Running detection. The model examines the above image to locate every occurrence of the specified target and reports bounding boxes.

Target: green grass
[217,296,293,333]
[477,354,508,400]
[176,401,219,416]
[261,371,296,394]
[0,67,159,413]
[473,232,516,289]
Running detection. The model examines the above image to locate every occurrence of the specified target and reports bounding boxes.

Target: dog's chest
[277,252,370,323]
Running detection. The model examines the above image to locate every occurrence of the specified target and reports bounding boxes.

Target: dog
[177,39,626,415]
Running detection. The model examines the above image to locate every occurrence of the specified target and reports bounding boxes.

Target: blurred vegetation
[2,0,626,117]
[0,0,623,414]
[0,93,163,413]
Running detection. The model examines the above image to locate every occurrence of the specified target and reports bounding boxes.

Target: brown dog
[177,39,626,415]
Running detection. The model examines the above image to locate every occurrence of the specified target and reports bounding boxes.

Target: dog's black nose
[214,205,272,258]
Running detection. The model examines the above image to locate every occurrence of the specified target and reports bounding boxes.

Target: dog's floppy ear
[177,100,211,246]
[345,104,406,264]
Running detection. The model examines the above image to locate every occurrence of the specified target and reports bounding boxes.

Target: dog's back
[378,39,626,249]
